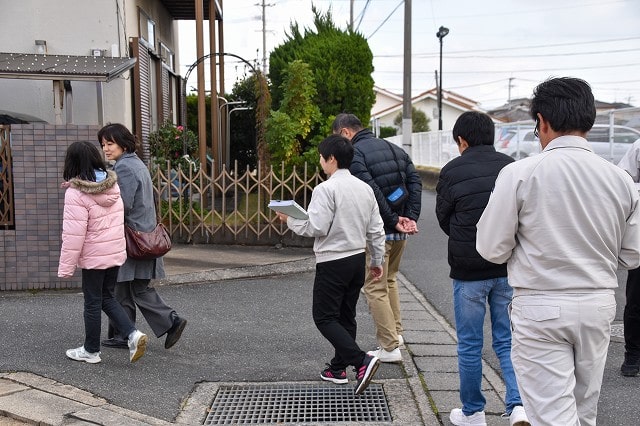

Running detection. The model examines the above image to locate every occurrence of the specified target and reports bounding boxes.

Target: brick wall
[0,124,100,290]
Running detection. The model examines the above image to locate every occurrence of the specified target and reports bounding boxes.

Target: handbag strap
[384,140,406,184]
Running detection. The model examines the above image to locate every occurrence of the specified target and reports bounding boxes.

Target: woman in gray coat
[98,123,187,350]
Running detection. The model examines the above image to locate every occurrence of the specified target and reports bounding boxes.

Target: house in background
[371,87,484,133]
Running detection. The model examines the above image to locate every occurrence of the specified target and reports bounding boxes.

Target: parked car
[586,124,640,163]
[495,124,640,163]
[495,126,539,160]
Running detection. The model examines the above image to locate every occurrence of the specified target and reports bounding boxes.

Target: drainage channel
[204,383,391,424]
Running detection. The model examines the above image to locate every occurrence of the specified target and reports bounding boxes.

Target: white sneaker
[128,330,148,363]
[66,346,101,364]
[449,408,486,426]
[367,347,402,362]
[398,334,404,346]
[509,406,530,426]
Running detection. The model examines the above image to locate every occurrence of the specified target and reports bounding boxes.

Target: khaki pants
[364,239,406,351]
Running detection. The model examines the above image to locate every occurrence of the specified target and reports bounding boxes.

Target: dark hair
[63,141,107,181]
[331,113,363,134]
[530,77,596,133]
[452,111,495,147]
[318,134,354,169]
[97,123,138,153]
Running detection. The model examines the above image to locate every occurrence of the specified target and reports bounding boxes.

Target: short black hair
[318,134,354,169]
[63,141,107,181]
[97,123,138,153]
[530,77,595,133]
[452,111,495,147]
[331,113,363,134]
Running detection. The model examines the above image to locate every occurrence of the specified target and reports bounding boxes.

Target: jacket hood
[69,170,120,207]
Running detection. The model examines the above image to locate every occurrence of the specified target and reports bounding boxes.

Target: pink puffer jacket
[58,170,127,277]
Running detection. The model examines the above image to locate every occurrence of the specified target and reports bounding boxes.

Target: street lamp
[436,25,449,131]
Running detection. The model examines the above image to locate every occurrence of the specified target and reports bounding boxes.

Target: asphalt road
[402,189,639,426]
[0,274,403,422]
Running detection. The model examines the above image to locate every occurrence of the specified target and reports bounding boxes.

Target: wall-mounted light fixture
[35,40,47,55]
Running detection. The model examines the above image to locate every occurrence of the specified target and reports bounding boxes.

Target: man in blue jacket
[332,113,421,363]
[436,111,529,426]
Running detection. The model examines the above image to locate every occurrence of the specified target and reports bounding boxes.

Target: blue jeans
[453,277,522,416]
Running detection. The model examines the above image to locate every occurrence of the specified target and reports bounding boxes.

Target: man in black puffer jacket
[435,111,529,426]
[332,113,421,364]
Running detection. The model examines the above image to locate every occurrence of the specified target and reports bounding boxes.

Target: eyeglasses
[534,119,540,138]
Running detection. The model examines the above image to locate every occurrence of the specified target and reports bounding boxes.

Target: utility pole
[261,0,267,74]
[402,0,412,150]
[508,77,515,103]
[350,0,354,30]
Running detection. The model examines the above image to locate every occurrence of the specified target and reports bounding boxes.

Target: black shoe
[101,337,128,349]
[621,354,640,377]
[320,364,348,384]
[165,316,187,349]
[354,354,380,395]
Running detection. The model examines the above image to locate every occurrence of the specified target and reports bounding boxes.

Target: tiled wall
[0,124,100,290]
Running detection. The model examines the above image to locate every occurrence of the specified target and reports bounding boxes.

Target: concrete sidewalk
[0,244,510,425]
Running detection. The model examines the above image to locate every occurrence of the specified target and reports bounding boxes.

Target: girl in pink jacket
[58,141,147,364]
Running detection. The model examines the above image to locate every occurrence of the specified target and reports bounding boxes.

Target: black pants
[312,253,367,371]
[624,268,640,359]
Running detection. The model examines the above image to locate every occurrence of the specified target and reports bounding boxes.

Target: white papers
[268,199,309,220]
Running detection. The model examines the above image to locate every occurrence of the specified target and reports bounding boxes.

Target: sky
[178,0,640,110]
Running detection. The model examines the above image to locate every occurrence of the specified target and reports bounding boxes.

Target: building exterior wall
[0,124,99,290]
[0,0,178,129]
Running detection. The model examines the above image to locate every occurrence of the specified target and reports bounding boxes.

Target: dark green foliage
[269,6,375,126]
[379,126,398,138]
[394,107,431,132]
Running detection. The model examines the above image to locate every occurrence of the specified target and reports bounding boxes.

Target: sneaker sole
[366,350,402,363]
[320,374,348,385]
[66,352,101,364]
[130,334,148,363]
[355,358,380,395]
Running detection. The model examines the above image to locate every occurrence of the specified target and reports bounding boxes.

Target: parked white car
[495,127,539,160]
[586,125,640,163]
[495,124,640,163]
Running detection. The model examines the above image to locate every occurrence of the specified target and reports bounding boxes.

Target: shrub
[149,120,199,170]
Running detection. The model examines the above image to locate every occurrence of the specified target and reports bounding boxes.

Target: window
[160,42,175,71]
[139,9,156,51]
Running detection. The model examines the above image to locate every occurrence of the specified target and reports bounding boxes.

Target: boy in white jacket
[276,134,385,395]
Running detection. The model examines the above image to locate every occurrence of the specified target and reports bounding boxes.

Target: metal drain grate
[204,384,391,424]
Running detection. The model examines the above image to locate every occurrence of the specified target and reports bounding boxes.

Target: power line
[374,37,640,58]
[374,62,640,74]
[420,48,639,60]
[355,0,371,32]
[366,0,404,39]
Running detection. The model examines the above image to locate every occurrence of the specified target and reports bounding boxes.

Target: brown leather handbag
[124,223,172,260]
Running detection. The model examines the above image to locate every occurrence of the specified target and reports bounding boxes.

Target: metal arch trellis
[180,52,258,149]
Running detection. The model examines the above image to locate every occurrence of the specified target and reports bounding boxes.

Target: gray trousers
[108,278,174,338]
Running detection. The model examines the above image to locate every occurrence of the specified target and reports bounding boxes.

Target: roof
[159,0,222,20]
[0,52,137,82]
[372,87,483,119]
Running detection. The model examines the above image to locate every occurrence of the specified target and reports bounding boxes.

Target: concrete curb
[156,257,316,286]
